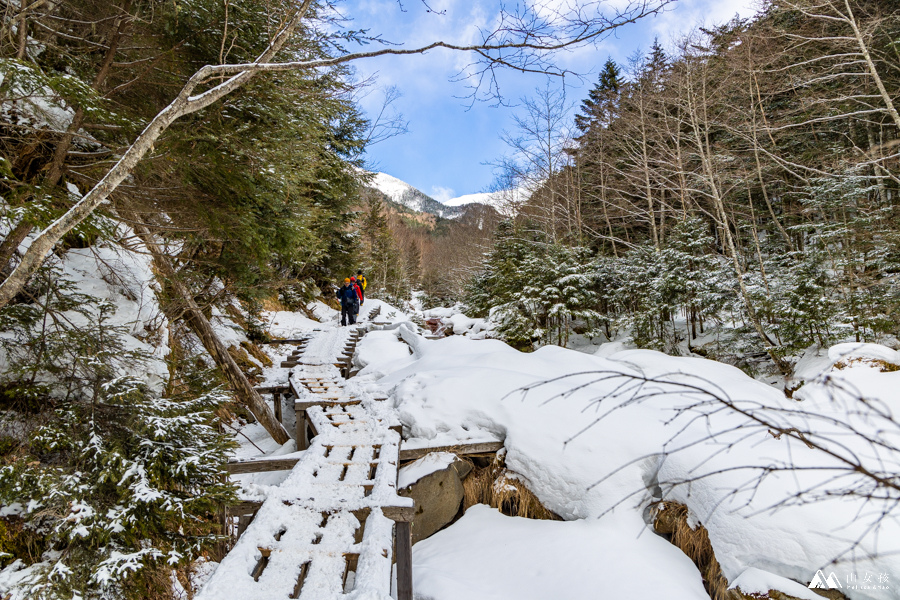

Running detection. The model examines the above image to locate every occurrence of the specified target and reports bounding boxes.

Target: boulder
[726,568,847,600]
[399,455,472,544]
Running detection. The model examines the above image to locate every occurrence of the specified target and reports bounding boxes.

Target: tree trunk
[638,91,659,249]
[130,218,291,445]
[685,57,791,375]
[842,0,900,131]
[0,221,32,280]
[16,0,30,60]
[749,66,794,251]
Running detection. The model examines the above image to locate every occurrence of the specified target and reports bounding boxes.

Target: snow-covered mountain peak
[366,172,463,218]
[370,172,417,205]
[365,171,523,218]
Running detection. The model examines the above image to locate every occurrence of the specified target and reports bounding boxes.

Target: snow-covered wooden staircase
[200,328,414,600]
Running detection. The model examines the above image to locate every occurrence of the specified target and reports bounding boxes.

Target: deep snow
[356,327,900,600]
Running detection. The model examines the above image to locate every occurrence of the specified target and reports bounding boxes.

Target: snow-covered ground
[0,220,171,395]
[9,266,885,600]
[353,325,900,600]
[413,505,709,600]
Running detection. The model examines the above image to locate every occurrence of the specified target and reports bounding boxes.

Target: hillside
[366,172,466,219]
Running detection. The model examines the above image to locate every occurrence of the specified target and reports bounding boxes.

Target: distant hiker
[340,277,358,326]
[353,275,365,306]
[350,276,363,318]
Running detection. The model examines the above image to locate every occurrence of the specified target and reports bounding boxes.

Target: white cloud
[648,0,760,42]
[430,185,455,202]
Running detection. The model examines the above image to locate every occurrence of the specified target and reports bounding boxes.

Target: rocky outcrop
[399,456,472,544]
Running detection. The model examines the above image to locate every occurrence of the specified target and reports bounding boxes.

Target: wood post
[273,392,282,424]
[396,521,413,600]
[238,515,253,537]
[296,409,309,450]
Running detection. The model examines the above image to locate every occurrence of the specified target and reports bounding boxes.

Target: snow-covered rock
[828,342,900,368]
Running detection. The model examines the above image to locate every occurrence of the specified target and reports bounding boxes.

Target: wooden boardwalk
[199,325,414,600]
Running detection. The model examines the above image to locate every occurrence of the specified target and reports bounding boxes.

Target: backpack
[358,275,367,290]
[340,285,355,306]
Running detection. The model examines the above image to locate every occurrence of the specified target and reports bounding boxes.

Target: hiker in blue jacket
[339,277,359,326]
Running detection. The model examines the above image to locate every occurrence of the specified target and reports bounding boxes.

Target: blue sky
[340,0,759,201]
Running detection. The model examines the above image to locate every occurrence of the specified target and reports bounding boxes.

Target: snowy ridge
[366,172,463,218]
[442,186,530,212]
[441,191,495,207]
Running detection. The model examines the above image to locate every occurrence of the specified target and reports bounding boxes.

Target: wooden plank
[295,399,360,411]
[289,377,305,401]
[396,521,413,600]
[399,441,504,462]
[227,500,263,515]
[237,515,253,537]
[259,339,310,344]
[226,457,300,474]
[382,505,415,523]
[253,385,290,394]
[296,410,309,451]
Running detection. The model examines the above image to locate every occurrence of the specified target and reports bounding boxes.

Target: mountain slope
[367,172,464,219]
[444,188,530,211]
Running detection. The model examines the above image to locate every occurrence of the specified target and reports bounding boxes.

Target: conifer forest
[1,0,899,599]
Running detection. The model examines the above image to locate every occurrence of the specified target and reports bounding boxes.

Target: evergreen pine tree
[575,58,622,134]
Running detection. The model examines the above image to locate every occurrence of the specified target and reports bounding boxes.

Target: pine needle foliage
[0,268,234,600]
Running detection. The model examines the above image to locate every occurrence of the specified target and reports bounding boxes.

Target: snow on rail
[197,328,412,600]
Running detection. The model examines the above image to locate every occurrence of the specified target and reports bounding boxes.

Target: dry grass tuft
[462,455,561,521]
[241,340,273,367]
[832,357,900,372]
[226,345,262,383]
[260,295,289,312]
[653,501,729,600]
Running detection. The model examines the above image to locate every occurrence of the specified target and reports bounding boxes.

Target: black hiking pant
[341,305,357,326]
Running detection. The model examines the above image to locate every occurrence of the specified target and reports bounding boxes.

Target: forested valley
[0,0,899,598]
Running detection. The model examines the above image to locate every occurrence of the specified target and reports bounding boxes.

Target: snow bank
[794,342,900,382]
[30,229,170,393]
[413,505,708,600]
[422,305,491,339]
[729,567,823,600]
[373,335,900,599]
[264,311,320,338]
[829,342,900,368]
[353,330,414,378]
